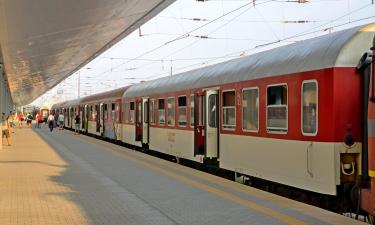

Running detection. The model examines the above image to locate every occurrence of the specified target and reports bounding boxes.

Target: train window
[178,96,187,127]
[129,102,135,123]
[144,101,148,123]
[190,95,195,127]
[111,103,116,122]
[242,88,259,132]
[93,105,98,120]
[222,90,236,129]
[104,104,108,120]
[208,94,217,128]
[302,81,318,135]
[267,84,288,133]
[116,104,120,122]
[168,97,175,126]
[137,102,141,123]
[150,100,156,124]
[158,99,165,125]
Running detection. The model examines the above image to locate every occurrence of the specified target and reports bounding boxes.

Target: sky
[31,0,375,106]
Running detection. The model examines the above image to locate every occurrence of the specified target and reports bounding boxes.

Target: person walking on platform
[47,113,55,132]
[58,113,64,130]
[2,113,11,146]
[74,114,80,135]
[26,113,33,128]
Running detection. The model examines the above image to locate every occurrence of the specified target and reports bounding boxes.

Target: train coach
[52,23,375,216]
[52,86,129,140]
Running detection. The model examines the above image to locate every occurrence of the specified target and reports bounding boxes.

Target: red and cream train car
[121,24,375,199]
[51,86,129,140]
[79,86,129,140]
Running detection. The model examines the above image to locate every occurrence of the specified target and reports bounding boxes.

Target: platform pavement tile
[0,128,92,225]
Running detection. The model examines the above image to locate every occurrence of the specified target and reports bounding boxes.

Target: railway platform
[0,126,367,225]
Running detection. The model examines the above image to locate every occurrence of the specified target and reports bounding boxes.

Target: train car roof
[51,99,81,109]
[51,86,130,109]
[80,86,130,105]
[124,23,375,98]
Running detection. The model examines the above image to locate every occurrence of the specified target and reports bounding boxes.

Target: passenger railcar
[51,23,375,217]
[79,86,129,140]
[52,87,129,140]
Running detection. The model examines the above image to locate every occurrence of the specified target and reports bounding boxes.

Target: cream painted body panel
[149,127,203,163]
[122,124,142,147]
[219,134,361,195]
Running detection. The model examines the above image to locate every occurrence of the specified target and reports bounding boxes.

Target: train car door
[205,89,219,158]
[96,104,100,133]
[99,103,104,135]
[142,98,149,145]
[83,105,88,132]
[135,100,142,141]
[194,92,205,155]
[79,106,83,131]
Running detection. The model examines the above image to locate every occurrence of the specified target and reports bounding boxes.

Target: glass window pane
[267,85,287,132]
[137,102,141,123]
[178,96,187,127]
[208,94,217,128]
[242,89,259,131]
[178,108,187,126]
[130,102,134,123]
[168,98,175,126]
[144,101,148,123]
[302,82,317,134]
[222,91,236,129]
[150,100,155,124]
[158,99,165,125]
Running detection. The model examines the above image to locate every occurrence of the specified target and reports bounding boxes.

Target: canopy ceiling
[0,0,174,105]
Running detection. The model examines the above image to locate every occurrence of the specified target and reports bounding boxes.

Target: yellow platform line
[73,134,310,225]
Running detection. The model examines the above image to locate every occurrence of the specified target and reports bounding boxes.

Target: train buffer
[0,127,367,225]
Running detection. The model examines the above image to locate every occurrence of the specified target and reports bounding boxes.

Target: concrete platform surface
[0,127,367,225]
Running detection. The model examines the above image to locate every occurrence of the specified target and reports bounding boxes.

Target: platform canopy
[0,0,174,105]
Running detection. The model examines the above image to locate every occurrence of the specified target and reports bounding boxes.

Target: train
[52,23,375,219]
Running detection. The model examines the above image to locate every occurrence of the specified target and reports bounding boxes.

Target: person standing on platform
[35,113,41,128]
[74,114,80,135]
[17,113,23,128]
[2,113,11,146]
[7,111,14,134]
[58,113,64,130]
[47,113,55,132]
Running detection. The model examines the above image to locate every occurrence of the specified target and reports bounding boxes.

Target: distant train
[52,23,375,218]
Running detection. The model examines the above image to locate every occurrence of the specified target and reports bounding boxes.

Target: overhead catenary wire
[90,0,274,80]
[98,1,373,79]
[117,0,273,76]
